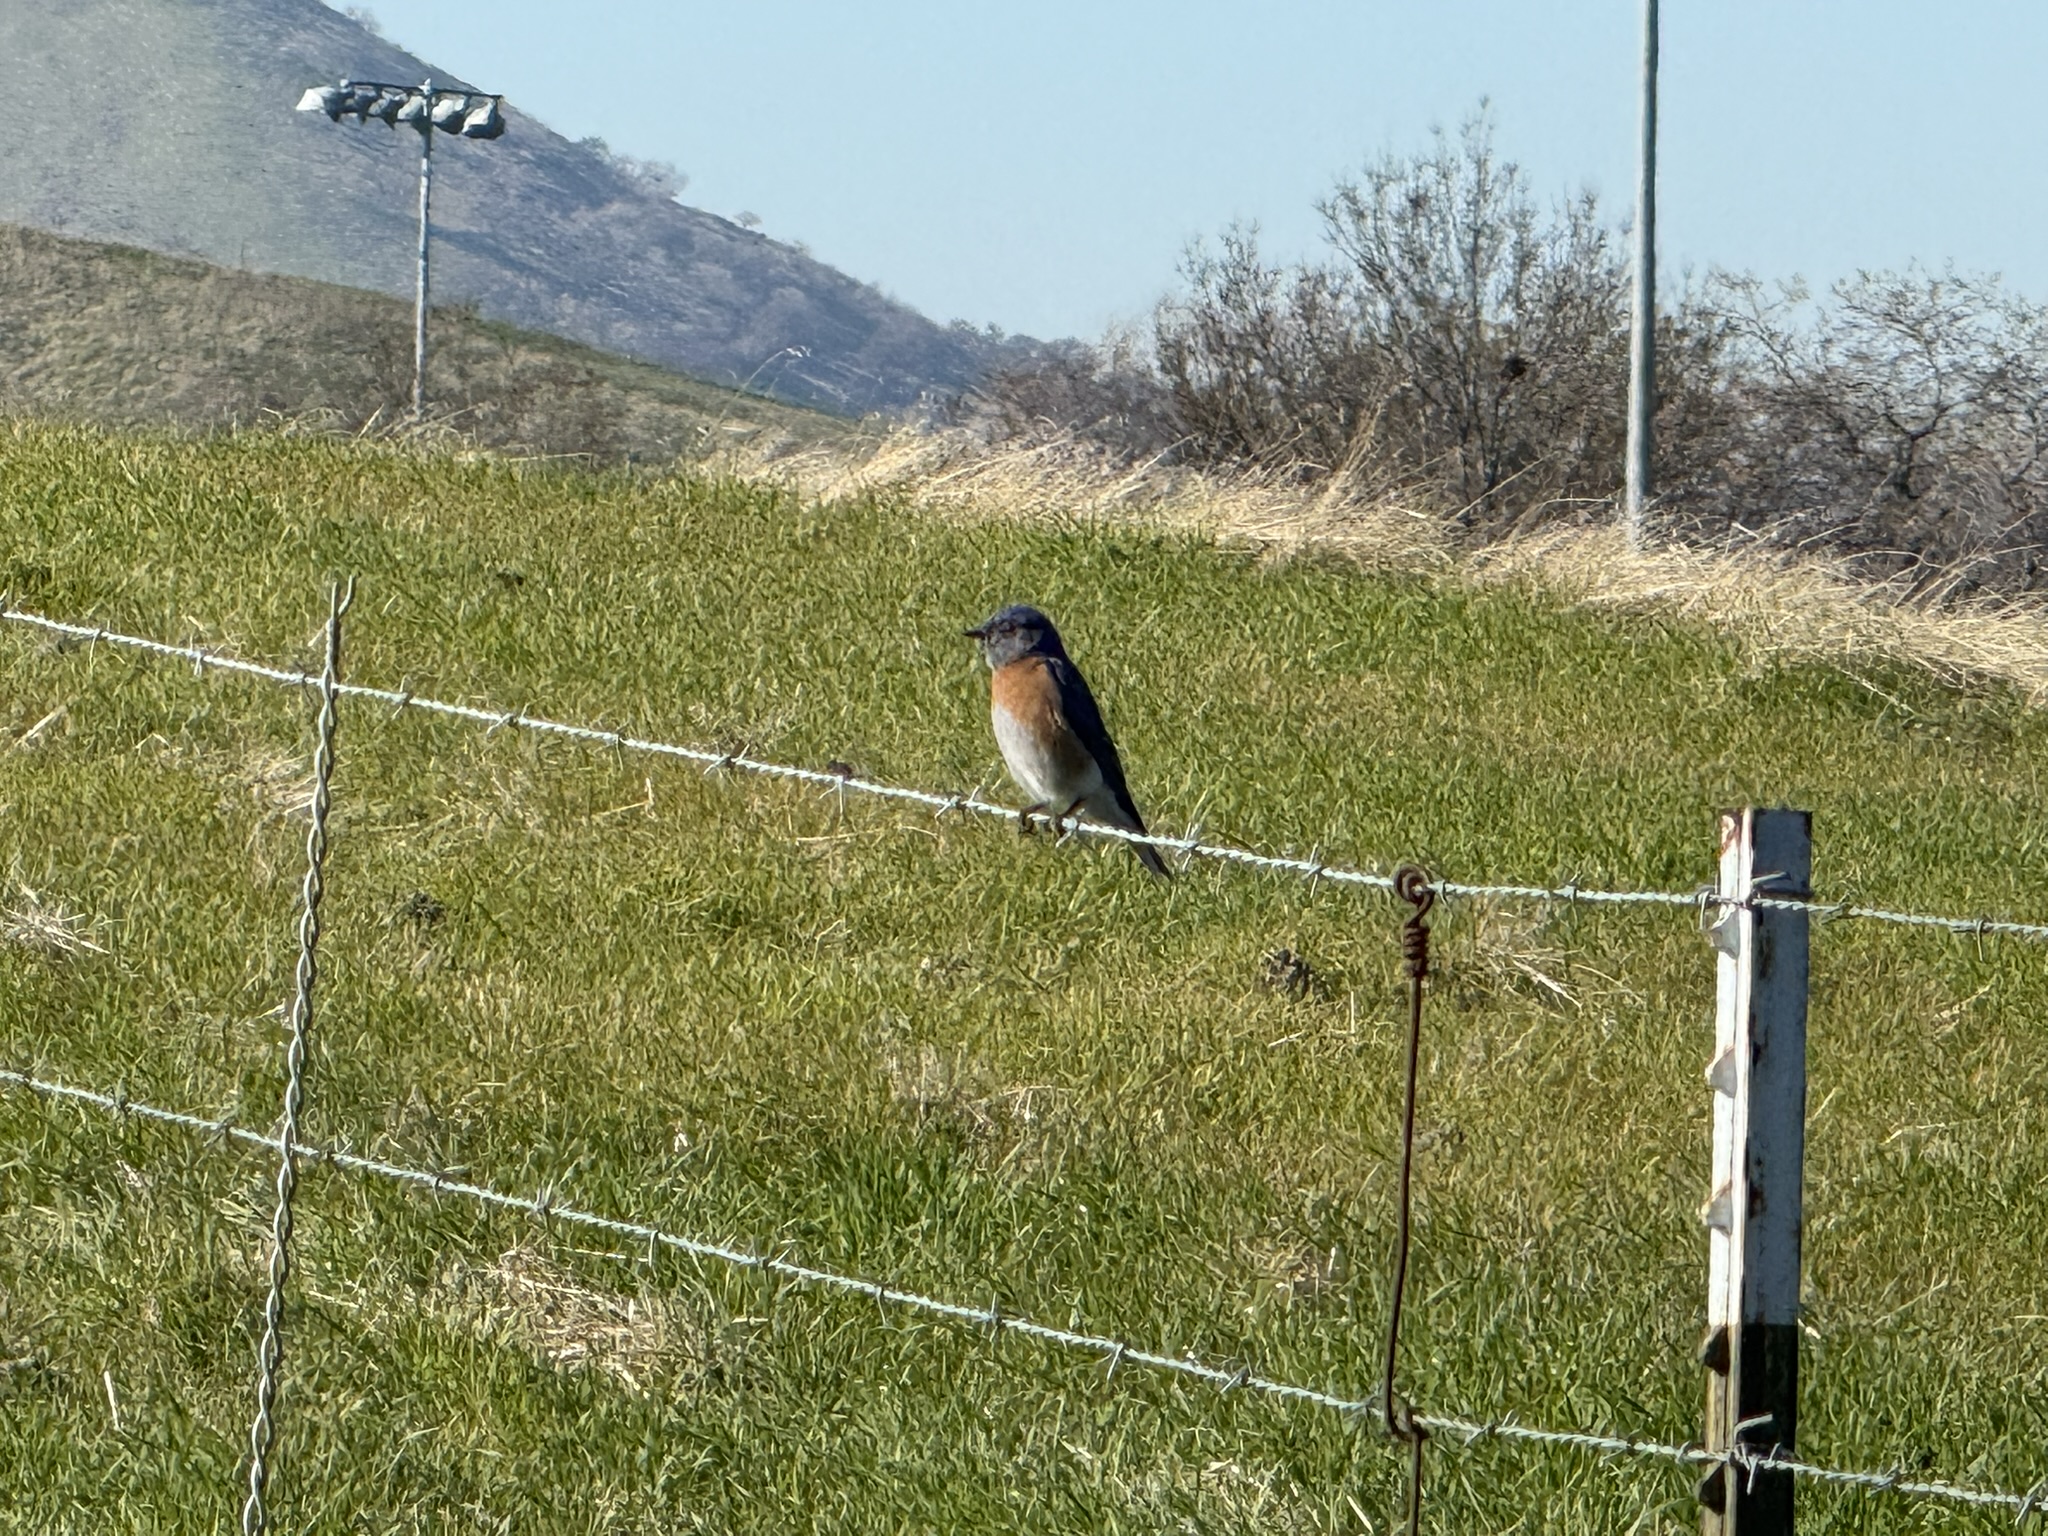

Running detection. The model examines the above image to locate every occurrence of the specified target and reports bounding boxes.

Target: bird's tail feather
[1091,790,1172,880]
[1132,838,1172,880]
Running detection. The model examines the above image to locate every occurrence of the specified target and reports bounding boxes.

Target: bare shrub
[974,106,2048,593]
[1154,229,1361,478]
[1681,269,2048,595]
[952,332,1183,461]
[1155,111,1665,529]
[980,110,1690,529]
[579,137,689,201]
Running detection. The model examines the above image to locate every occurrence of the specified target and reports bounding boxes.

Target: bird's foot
[1018,803,1046,837]
[1053,797,1088,843]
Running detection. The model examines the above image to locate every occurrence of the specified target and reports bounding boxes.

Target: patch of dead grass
[1123,1449,1323,1532]
[759,426,2048,706]
[1236,1222,1348,1311]
[1,885,105,957]
[1449,899,1586,1012]
[751,427,1451,572]
[1472,522,2048,704]
[440,1246,674,1392]
[222,748,316,828]
[873,1020,1081,1179]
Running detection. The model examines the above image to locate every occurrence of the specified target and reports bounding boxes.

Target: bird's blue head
[964,604,1066,669]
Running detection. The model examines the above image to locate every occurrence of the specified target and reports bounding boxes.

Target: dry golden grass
[772,428,1447,567]
[1468,523,2048,705]
[0,883,107,958]
[764,426,2048,706]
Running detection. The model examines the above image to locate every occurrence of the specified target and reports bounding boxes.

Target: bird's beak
[962,626,987,640]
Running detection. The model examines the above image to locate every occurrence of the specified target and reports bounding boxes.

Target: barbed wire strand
[7,603,2048,942]
[1,1068,2034,1519]
[240,581,348,1536]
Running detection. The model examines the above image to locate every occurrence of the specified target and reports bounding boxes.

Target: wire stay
[240,582,348,1536]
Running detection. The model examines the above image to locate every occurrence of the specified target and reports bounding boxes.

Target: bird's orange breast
[990,656,1095,779]
[991,655,1060,728]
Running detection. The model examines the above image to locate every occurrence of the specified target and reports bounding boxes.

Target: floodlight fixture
[296,76,507,417]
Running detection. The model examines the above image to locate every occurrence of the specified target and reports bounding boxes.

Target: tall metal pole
[1624,0,1659,546]
[297,77,503,422]
[413,78,434,419]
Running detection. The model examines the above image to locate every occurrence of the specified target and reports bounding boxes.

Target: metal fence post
[1699,808,1809,1535]
[1624,0,1659,546]
[413,82,434,420]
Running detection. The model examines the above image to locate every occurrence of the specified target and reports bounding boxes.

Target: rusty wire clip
[1379,865,1435,1535]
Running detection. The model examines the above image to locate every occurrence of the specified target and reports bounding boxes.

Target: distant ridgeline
[0,222,860,461]
[0,0,1034,414]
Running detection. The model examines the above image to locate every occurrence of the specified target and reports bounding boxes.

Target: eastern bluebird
[964,604,1171,879]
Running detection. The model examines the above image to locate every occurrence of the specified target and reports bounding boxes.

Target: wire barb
[2015,1475,2048,1524]
[240,581,347,1536]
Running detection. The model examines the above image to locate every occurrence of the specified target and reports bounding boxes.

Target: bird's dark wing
[1049,656,1145,831]
[1052,657,1171,879]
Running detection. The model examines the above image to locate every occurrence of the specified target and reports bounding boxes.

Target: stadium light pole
[296,77,505,418]
[1624,0,1659,547]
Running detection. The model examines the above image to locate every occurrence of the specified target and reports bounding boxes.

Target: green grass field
[2,419,2045,1533]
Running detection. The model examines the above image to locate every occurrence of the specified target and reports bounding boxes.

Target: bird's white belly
[993,703,1101,807]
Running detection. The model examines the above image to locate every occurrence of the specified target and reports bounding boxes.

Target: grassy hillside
[0,0,1008,413]
[1,420,2044,1533]
[0,224,863,462]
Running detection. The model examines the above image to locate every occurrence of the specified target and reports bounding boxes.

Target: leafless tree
[966,107,2048,592]
[1151,109,1658,525]
[951,331,1183,459]
[578,137,689,201]
[1686,268,2048,592]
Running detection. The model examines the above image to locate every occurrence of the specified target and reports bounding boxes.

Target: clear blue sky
[361,0,2046,341]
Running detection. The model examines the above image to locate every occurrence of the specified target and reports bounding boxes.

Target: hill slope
[0,223,861,460]
[0,0,1011,414]
[2,423,2044,1531]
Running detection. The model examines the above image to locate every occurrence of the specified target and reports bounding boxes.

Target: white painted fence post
[1699,808,1809,1535]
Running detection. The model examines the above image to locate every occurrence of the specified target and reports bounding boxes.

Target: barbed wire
[241,582,347,1536]
[2,1066,2037,1518]
[9,602,2048,943]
